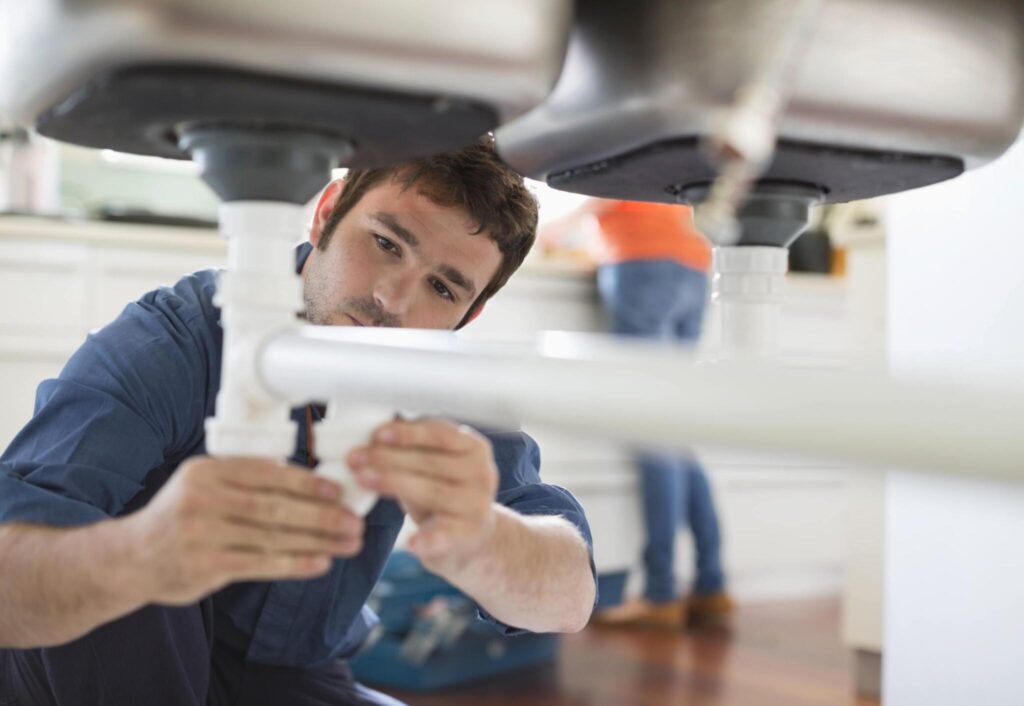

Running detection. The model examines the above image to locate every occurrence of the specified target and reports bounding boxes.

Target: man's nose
[373,271,416,322]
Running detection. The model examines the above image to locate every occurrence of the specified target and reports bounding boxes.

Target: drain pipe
[713,245,789,358]
[691,183,823,360]
[206,199,306,457]
[314,402,390,517]
[179,127,387,516]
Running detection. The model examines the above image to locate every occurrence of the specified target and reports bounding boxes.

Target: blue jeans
[597,259,725,602]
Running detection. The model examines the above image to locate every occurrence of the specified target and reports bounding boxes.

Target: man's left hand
[346,419,499,573]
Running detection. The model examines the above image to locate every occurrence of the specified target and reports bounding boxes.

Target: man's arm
[0,458,364,649]
[0,519,144,648]
[0,271,368,649]
[427,505,594,633]
[348,420,596,633]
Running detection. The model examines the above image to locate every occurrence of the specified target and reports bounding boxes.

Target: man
[541,199,732,629]
[0,139,596,705]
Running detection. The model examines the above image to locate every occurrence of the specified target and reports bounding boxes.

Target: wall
[885,136,1024,705]
[58,144,219,221]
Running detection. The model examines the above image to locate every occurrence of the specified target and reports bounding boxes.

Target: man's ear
[309,179,346,248]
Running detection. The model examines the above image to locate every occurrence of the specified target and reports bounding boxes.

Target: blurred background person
[541,199,733,629]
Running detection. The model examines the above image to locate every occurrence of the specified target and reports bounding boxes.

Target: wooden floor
[389,599,880,706]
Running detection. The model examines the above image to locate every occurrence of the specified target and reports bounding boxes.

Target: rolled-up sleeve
[0,279,216,527]
[478,430,597,634]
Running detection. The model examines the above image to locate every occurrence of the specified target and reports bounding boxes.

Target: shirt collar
[296,241,314,274]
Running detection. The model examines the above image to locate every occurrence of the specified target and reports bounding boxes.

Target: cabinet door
[90,247,226,329]
[0,240,89,448]
[0,235,226,449]
[0,239,89,340]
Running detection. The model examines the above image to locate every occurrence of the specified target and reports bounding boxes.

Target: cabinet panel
[0,241,88,335]
[91,248,225,328]
[0,224,225,450]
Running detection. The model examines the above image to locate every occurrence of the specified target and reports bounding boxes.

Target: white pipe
[314,402,390,517]
[257,326,1024,484]
[712,246,788,360]
[205,201,304,458]
[208,201,399,517]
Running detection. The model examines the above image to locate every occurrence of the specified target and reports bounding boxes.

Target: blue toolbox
[350,551,560,692]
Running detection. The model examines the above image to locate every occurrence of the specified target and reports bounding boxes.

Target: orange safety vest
[594,201,712,273]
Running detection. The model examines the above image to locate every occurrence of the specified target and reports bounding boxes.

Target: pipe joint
[314,402,394,516]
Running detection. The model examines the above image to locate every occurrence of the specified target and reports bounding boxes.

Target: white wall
[59,145,219,220]
[888,141,1024,383]
[885,136,1024,706]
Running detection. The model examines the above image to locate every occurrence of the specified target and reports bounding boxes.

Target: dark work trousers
[0,601,406,706]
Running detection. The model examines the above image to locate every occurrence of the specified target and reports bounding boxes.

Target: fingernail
[357,469,379,488]
[348,450,368,468]
[376,428,396,443]
[311,556,331,571]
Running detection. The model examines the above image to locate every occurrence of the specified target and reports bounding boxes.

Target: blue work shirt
[0,243,594,668]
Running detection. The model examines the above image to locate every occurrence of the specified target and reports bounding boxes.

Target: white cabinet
[0,240,89,349]
[0,216,226,446]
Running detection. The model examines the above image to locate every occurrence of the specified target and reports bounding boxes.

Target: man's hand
[346,419,499,573]
[123,456,364,606]
[347,420,594,634]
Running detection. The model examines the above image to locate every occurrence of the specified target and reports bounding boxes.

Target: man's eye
[374,234,399,255]
[431,279,454,301]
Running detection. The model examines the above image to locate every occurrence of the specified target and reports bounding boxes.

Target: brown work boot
[591,598,687,629]
[685,591,735,630]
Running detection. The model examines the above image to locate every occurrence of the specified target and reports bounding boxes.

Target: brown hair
[318,136,538,328]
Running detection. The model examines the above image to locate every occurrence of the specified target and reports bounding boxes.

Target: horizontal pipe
[258,326,1024,484]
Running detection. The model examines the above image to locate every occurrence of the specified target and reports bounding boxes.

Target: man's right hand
[122,456,363,606]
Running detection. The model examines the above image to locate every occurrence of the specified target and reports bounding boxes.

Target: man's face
[302,179,502,330]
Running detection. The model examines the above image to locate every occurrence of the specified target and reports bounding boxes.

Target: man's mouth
[346,313,366,327]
